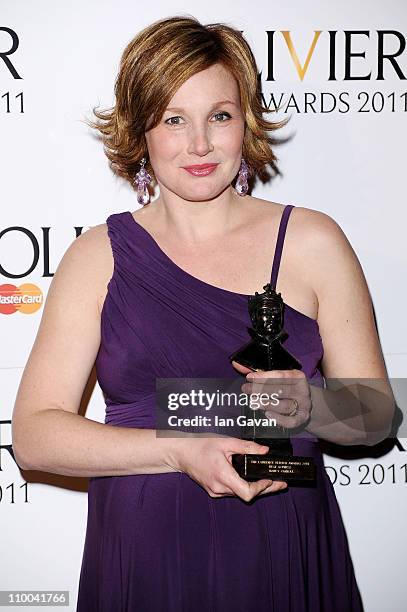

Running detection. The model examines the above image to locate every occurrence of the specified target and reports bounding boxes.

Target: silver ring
[288,399,299,417]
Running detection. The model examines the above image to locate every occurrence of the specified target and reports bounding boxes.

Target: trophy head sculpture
[248,283,284,339]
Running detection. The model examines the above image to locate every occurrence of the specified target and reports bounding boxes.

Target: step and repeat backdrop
[1,1,406,611]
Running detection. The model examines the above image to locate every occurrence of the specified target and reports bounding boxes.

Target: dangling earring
[134,157,152,205]
[235,158,249,196]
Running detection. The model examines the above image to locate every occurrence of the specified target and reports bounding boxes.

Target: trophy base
[232,453,316,483]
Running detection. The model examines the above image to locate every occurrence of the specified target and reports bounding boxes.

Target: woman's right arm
[12,224,282,500]
[11,224,176,477]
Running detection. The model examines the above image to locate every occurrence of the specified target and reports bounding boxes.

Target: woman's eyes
[164,112,231,125]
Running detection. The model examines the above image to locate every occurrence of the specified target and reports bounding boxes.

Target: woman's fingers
[181,435,288,502]
[258,480,288,495]
[222,461,285,502]
[231,360,255,375]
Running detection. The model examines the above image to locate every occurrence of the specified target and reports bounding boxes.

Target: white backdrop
[1,1,406,610]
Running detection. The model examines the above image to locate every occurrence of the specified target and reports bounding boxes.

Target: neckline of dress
[125,210,319,325]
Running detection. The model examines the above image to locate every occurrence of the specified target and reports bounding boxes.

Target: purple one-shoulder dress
[76,204,364,611]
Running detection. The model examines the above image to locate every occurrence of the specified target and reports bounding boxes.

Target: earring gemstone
[134,157,152,205]
[235,158,249,196]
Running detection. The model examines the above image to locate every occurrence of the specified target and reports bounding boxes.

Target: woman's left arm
[234,209,396,446]
[302,209,396,445]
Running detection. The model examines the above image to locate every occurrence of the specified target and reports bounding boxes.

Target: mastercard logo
[0,283,43,315]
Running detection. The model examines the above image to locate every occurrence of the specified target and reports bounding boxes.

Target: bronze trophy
[228,283,315,483]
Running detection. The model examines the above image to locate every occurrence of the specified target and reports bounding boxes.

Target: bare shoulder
[247,197,349,257]
[289,204,348,244]
[246,196,335,225]
[59,222,114,314]
[254,198,349,254]
[282,204,362,296]
[288,205,359,277]
[81,221,114,271]
[247,198,361,315]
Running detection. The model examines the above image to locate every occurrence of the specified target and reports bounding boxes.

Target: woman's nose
[187,126,214,157]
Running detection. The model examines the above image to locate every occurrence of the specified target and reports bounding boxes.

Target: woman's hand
[165,434,288,502]
[232,361,313,429]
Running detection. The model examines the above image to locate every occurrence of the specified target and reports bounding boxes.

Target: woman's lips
[182,163,218,176]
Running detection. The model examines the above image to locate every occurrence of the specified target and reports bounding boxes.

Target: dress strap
[269,204,295,289]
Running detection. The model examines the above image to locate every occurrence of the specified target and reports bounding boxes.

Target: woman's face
[145,63,245,202]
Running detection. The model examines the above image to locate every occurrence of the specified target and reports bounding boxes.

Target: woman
[12,15,394,612]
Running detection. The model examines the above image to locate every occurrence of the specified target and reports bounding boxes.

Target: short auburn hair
[84,15,289,190]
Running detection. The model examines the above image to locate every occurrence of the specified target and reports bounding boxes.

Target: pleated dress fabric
[76,204,364,611]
